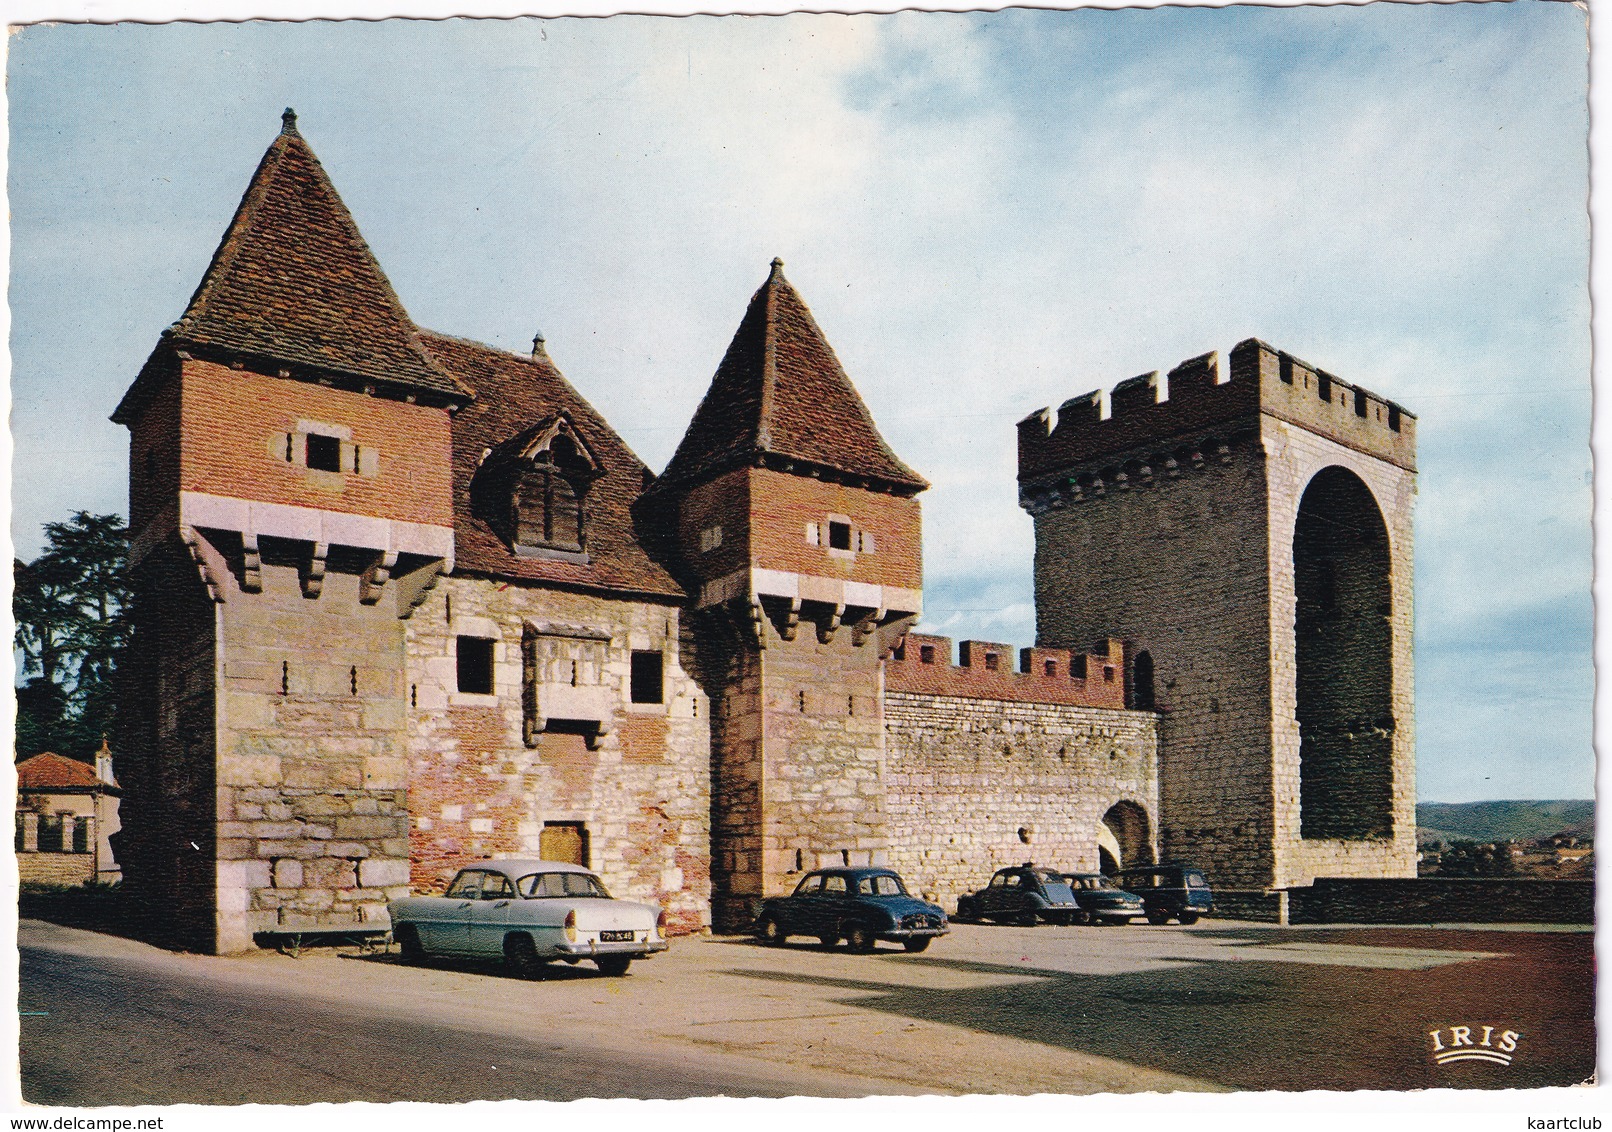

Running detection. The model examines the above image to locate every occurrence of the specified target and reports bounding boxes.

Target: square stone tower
[641,260,927,929]
[1017,340,1416,908]
[111,111,464,952]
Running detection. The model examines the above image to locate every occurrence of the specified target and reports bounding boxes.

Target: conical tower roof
[658,260,926,494]
[165,109,465,401]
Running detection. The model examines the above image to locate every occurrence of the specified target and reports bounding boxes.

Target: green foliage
[13,511,131,760]
[1417,800,1594,844]
[1433,840,1518,878]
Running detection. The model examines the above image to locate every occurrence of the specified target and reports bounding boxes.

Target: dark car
[1058,872,1146,925]
[956,863,1083,926]
[752,867,949,952]
[1115,864,1214,925]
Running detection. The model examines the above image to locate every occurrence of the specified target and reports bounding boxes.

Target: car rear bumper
[879,927,949,941]
[554,937,670,957]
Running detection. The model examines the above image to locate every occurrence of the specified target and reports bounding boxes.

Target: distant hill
[1416,800,1593,845]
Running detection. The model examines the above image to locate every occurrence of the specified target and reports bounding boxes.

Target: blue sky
[6,2,1591,803]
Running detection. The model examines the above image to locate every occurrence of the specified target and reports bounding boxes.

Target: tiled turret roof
[163,109,466,401]
[657,260,927,495]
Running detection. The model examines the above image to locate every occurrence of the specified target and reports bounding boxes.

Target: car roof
[455,859,595,879]
[806,866,900,878]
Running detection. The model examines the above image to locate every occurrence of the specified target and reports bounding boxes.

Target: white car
[389,860,669,977]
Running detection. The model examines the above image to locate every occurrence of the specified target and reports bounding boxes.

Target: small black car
[1115,864,1214,925]
[1059,872,1146,925]
[956,863,1083,925]
[752,867,949,952]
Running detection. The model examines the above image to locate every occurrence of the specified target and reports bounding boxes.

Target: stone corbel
[181,527,227,604]
[851,607,885,648]
[877,613,921,660]
[817,603,847,644]
[359,550,400,605]
[300,541,329,599]
[780,598,802,642]
[746,597,768,649]
[240,533,263,594]
[394,560,445,619]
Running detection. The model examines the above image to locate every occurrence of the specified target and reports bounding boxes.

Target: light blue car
[389,859,669,977]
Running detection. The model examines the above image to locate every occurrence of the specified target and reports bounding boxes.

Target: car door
[979,870,1015,918]
[468,871,517,956]
[419,869,482,953]
[819,873,852,933]
[783,873,824,934]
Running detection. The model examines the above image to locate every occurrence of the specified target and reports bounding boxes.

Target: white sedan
[389,860,669,977]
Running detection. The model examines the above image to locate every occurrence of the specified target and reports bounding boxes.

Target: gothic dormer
[472,414,604,562]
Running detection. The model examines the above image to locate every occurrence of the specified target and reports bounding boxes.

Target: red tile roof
[657,260,927,495]
[17,752,115,793]
[422,332,685,600]
[120,109,466,418]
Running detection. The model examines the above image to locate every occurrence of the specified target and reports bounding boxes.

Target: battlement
[1018,339,1416,486]
[886,633,1128,710]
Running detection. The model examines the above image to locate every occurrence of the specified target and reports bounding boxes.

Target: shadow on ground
[723,927,1594,1091]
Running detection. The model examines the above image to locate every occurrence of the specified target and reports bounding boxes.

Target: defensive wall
[1017,339,1418,894]
[881,634,1159,906]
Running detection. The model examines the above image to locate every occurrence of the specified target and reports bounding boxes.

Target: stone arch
[1293,465,1393,839]
[1100,800,1154,871]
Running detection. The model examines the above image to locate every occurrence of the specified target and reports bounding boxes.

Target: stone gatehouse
[110,112,1416,952]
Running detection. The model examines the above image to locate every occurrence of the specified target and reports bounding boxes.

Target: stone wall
[1289,878,1594,925]
[883,690,1158,909]
[213,558,415,951]
[404,575,712,933]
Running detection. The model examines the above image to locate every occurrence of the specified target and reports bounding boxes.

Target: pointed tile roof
[657,260,926,494]
[165,109,465,401]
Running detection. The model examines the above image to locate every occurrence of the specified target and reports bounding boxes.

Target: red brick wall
[178,359,453,526]
[887,633,1128,709]
[677,467,922,590]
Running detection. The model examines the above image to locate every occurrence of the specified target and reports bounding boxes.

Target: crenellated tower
[111,111,464,951]
[643,259,927,929]
[1017,339,1417,914]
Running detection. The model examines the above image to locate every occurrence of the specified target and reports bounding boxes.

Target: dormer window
[306,433,341,472]
[471,414,602,563]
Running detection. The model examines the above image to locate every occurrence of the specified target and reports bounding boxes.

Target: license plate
[599,930,634,942]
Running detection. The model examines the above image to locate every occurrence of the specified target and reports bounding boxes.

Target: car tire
[756,915,787,946]
[504,933,547,978]
[817,934,840,949]
[845,923,878,953]
[956,896,977,923]
[1178,913,1200,926]
[1146,910,1170,926]
[596,955,632,977]
[395,924,424,963]
[902,937,931,953]
[1017,909,1039,927]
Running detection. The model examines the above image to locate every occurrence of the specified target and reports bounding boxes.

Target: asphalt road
[18,916,1596,1105]
[18,928,892,1104]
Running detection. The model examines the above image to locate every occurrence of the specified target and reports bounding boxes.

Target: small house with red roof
[15,743,122,886]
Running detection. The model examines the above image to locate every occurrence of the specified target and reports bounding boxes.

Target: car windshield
[856,874,908,897]
[1070,875,1112,890]
[518,871,612,899]
[1035,871,1065,886]
[1187,872,1210,888]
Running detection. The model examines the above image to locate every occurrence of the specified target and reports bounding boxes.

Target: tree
[13,511,131,760]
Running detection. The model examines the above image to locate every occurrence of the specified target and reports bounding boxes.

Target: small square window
[631,650,664,704]
[984,653,1000,672]
[828,521,852,551]
[919,645,936,664]
[306,433,342,473]
[1044,659,1057,677]
[456,636,495,694]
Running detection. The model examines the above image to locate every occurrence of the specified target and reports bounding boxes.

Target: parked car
[752,867,948,952]
[1114,864,1214,925]
[955,863,1083,925]
[1059,872,1147,925]
[389,860,668,977]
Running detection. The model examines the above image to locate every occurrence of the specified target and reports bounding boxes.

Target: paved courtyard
[19,916,1594,1104]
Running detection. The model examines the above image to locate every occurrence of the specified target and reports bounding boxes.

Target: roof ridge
[756,257,783,450]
